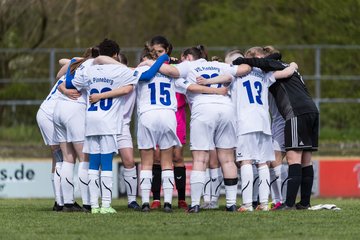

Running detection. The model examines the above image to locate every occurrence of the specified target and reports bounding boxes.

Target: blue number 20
[148,82,171,106]
[242,80,263,105]
[88,87,113,111]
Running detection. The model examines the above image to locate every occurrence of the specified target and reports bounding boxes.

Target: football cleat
[271,202,283,210]
[187,205,200,213]
[62,204,84,212]
[150,200,161,209]
[225,204,237,212]
[163,202,173,213]
[272,203,296,211]
[178,200,188,210]
[255,203,269,211]
[295,202,311,210]
[91,207,100,214]
[52,202,57,211]
[200,201,211,209]
[82,204,92,213]
[128,201,141,211]
[209,201,219,209]
[142,203,151,212]
[237,205,254,212]
[100,207,117,214]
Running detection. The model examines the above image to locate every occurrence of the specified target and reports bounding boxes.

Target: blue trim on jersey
[139,54,169,82]
[89,153,101,170]
[65,58,77,89]
[101,153,113,171]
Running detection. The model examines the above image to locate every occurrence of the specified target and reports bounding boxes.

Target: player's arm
[235,64,252,76]
[233,57,285,72]
[273,62,298,79]
[89,85,134,103]
[139,59,180,78]
[187,84,228,96]
[93,56,122,65]
[56,57,83,79]
[196,74,233,85]
[57,82,81,100]
[138,54,170,81]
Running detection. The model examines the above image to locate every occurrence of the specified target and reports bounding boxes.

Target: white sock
[123,166,138,204]
[89,169,100,208]
[101,170,113,208]
[210,167,223,203]
[60,162,75,204]
[281,164,289,201]
[78,162,90,205]
[162,170,174,204]
[252,164,259,203]
[241,164,253,205]
[51,173,55,200]
[225,184,237,207]
[140,170,152,204]
[203,168,211,202]
[54,162,63,206]
[190,170,206,207]
[258,165,270,204]
[270,165,282,203]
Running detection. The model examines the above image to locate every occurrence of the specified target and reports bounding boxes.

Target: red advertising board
[319,159,360,197]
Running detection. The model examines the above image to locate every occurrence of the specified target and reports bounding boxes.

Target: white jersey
[231,67,275,135]
[39,76,65,116]
[122,88,136,125]
[59,59,94,105]
[136,65,177,115]
[72,64,138,136]
[174,59,237,109]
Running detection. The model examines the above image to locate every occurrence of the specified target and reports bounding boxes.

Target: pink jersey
[175,93,187,144]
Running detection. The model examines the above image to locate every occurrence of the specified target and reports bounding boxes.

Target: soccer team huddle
[36,35,319,214]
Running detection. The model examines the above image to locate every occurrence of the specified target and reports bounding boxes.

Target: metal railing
[1,45,360,112]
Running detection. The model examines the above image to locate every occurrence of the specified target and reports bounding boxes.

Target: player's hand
[216,87,228,96]
[196,76,209,85]
[138,60,155,67]
[289,62,298,70]
[89,93,101,103]
[64,89,81,100]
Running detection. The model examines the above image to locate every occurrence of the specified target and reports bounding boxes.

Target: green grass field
[0,197,359,240]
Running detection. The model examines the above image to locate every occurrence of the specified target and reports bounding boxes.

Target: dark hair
[98,38,120,57]
[150,35,172,55]
[182,45,208,60]
[70,46,99,74]
[139,44,156,63]
[118,52,128,66]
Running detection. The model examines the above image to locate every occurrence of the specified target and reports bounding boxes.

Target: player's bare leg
[217,148,238,211]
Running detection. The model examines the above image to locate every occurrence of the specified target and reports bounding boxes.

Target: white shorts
[117,123,133,149]
[53,100,86,143]
[236,132,275,163]
[36,109,58,146]
[190,104,236,150]
[137,109,181,150]
[272,117,285,152]
[83,135,118,154]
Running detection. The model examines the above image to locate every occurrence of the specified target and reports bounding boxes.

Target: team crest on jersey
[133,70,139,77]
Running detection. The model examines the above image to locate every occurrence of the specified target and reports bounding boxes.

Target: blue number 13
[242,80,263,105]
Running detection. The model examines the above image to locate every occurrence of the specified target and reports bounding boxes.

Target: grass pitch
[0,198,359,240]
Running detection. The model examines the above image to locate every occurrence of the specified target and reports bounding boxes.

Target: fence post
[49,49,56,89]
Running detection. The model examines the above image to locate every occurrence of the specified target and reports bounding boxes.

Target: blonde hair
[263,45,280,56]
[244,46,267,58]
[224,49,244,64]
[211,55,223,62]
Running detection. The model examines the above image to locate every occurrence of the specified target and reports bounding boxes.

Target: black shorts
[284,113,319,151]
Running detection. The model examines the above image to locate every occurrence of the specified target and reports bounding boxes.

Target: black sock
[174,166,186,201]
[151,164,162,201]
[285,164,302,207]
[300,165,314,206]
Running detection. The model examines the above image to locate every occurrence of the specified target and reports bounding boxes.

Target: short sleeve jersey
[72,64,138,136]
[231,67,275,135]
[135,65,177,115]
[39,76,65,115]
[174,59,237,108]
